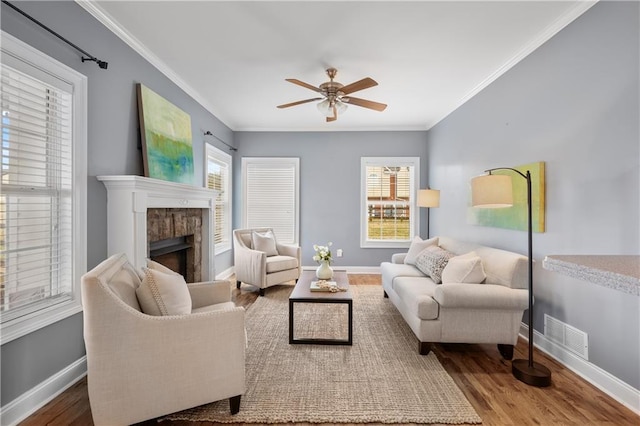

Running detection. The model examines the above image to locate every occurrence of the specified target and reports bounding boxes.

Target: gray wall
[1,1,235,405]
[427,1,639,388]
[234,131,429,268]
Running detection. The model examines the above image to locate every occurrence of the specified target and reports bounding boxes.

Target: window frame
[0,31,87,345]
[204,143,232,254]
[360,157,420,248]
[241,157,300,245]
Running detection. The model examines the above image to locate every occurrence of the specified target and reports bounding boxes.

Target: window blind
[243,158,299,245]
[1,63,74,322]
[206,148,230,250]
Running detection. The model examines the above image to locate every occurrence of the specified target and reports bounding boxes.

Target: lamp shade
[417,189,440,208]
[471,174,513,208]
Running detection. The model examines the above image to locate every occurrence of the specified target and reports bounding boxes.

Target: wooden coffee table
[289,270,353,345]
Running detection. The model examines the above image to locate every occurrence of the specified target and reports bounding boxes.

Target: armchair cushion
[137,268,192,316]
[442,251,487,284]
[266,255,299,273]
[252,230,278,256]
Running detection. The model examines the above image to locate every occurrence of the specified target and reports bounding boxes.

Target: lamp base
[512,358,552,387]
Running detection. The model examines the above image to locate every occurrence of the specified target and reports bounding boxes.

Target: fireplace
[149,236,192,281]
[98,175,217,281]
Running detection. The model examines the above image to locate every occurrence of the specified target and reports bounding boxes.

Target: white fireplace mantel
[98,175,218,280]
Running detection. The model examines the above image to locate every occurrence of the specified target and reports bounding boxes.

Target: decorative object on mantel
[469,161,545,232]
[417,188,440,238]
[543,255,640,296]
[471,165,552,387]
[137,83,195,185]
[313,242,333,279]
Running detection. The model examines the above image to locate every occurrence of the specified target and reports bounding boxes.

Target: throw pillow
[414,245,454,284]
[146,259,180,276]
[252,230,279,257]
[442,251,487,284]
[404,236,439,265]
[136,268,192,316]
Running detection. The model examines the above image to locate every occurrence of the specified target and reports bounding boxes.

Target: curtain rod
[2,0,108,69]
[204,131,237,152]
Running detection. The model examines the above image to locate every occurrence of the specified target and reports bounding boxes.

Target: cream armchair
[233,228,301,296]
[81,253,246,425]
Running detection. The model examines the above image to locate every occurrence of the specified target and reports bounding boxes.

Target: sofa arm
[277,243,301,260]
[433,283,528,310]
[234,247,267,286]
[391,253,407,264]
[188,280,231,309]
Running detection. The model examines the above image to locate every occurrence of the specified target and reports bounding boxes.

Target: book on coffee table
[310,280,338,292]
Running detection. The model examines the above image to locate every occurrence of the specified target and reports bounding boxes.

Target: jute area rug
[164,285,481,424]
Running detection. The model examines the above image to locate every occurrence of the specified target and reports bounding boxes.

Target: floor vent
[544,314,589,360]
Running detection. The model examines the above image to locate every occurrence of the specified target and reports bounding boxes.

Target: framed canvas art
[137,84,194,185]
[468,161,546,233]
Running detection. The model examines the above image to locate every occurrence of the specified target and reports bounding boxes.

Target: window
[205,144,232,253]
[360,157,419,248]
[242,158,299,245]
[1,31,87,344]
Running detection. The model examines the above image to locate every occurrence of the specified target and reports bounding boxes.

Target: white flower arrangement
[312,242,333,265]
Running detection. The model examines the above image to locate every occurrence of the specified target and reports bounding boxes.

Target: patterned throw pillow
[414,245,454,284]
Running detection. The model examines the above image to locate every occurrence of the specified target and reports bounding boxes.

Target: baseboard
[519,323,640,415]
[1,356,87,426]
[302,265,381,274]
[216,266,235,280]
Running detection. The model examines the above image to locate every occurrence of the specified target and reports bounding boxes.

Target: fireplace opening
[149,236,193,281]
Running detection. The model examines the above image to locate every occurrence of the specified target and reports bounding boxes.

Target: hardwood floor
[20,275,638,426]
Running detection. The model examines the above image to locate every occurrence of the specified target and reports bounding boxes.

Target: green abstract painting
[468,161,546,233]
[137,84,194,185]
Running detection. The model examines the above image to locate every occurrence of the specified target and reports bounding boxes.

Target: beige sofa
[82,253,246,425]
[380,236,529,358]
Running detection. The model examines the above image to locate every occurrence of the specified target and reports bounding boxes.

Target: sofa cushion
[414,246,454,284]
[266,255,298,273]
[137,268,192,316]
[192,301,236,314]
[393,277,439,320]
[252,230,279,256]
[381,261,426,288]
[442,251,487,284]
[404,236,439,265]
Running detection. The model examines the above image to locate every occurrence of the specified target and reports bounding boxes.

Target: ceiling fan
[277,68,387,122]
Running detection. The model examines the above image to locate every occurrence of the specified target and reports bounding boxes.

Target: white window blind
[360,157,419,248]
[1,31,86,344]
[205,144,231,253]
[242,158,299,245]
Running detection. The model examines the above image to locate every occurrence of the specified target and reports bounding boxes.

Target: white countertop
[543,255,639,296]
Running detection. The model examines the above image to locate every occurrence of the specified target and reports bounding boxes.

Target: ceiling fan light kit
[278,67,387,122]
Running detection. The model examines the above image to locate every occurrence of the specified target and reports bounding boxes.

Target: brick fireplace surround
[98,175,218,281]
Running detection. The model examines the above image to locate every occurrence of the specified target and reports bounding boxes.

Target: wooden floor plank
[19,276,639,426]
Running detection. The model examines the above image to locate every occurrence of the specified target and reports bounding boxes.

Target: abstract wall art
[137,84,194,185]
[468,161,546,233]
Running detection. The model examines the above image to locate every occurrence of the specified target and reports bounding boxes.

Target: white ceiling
[81,1,597,132]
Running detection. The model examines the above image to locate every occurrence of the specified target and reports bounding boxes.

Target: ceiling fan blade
[286,79,323,93]
[342,96,387,111]
[277,98,323,109]
[339,77,378,95]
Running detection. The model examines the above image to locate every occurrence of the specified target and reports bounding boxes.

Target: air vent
[544,314,589,360]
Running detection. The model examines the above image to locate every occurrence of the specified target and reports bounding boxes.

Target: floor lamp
[470,168,551,387]
[417,189,440,238]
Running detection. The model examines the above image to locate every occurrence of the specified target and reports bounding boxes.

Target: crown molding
[75,0,234,130]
